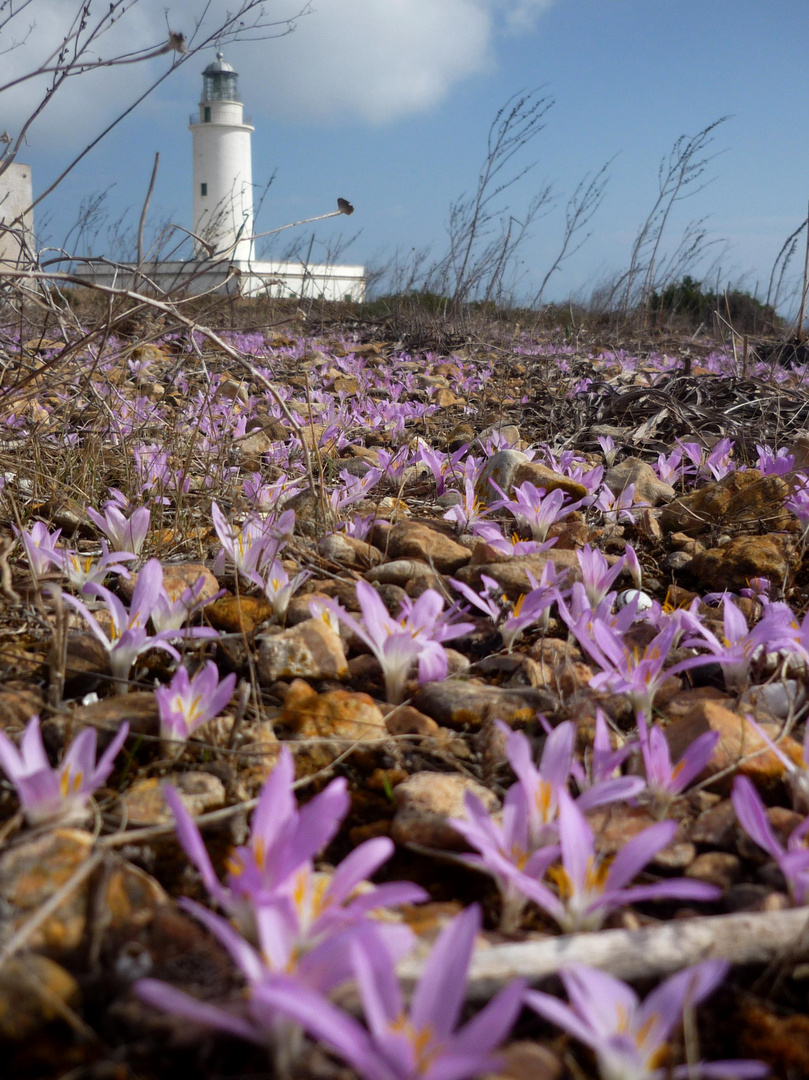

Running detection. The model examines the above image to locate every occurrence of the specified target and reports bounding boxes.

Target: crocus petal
[605,820,678,891]
[410,904,479,1038]
[163,784,229,908]
[179,897,268,983]
[90,721,129,786]
[136,978,261,1042]
[255,975,395,1080]
[731,775,784,861]
[450,976,526,1056]
[524,987,603,1051]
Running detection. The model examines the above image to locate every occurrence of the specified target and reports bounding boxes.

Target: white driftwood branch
[396,908,809,1001]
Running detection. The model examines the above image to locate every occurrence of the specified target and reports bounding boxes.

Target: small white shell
[615,589,653,612]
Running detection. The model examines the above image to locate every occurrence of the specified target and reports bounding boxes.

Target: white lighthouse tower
[189,51,254,262]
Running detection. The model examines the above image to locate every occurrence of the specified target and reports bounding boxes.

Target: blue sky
[8,0,809,308]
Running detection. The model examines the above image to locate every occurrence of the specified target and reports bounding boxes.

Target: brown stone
[665,700,803,794]
[386,521,471,573]
[379,703,441,737]
[70,690,159,739]
[0,829,168,957]
[279,679,387,771]
[685,852,741,890]
[491,1040,564,1080]
[660,469,792,536]
[453,549,582,598]
[604,456,676,506]
[412,679,555,730]
[0,955,81,1040]
[119,561,220,606]
[317,532,384,569]
[391,772,498,850]
[510,461,589,500]
[206,594,274,634]
[122,772,226,827]
[689,534,796,593]
[257,618,348,683]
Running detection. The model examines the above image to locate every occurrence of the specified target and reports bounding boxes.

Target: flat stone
[119,561,219,605]
[379,703,441,737]
[317,532,384,569]
[510,461,589,501]
[685,851,741,890]
[279,679,387,771]
[412,679,556,730]
[453,550,581,598]
[474,450,530,506]
[0,955,81,1040]
[689,534,796,593]
[586,804,695,869]
[491,1040,564,1080]
[386,521,471,573]
[122,772,226,827]
[665,700,804,794]
[660,470,792,536]
[0,829,167,957]
[71,690,159,739]
[366,559,436,587]
[391,772,498,850]
[206,595,274,634]
[604,456,675,506]
[257,618,348,683]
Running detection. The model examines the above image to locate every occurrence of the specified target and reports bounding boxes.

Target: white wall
[0,163,34,266]
[190,100,254,262]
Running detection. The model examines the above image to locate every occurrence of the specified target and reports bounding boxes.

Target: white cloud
[0,0,559,148]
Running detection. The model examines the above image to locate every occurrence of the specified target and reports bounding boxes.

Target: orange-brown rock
[689,534,797,593]
[0,955,81,1040]
[453,549,582,598]
[121,772,226,827]
[279,679,387,771]
[660,469,792,536]
[257,618,348,683]
[665,700,804,794]
[391,771,498,850]
[412,679,555,730]
[207,594,274,634]
[386,521,471,573]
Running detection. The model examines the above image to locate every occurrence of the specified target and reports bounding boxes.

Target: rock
[665,700,804,794]
[489,1040,564,1080]
[257,618,348,683]
[0,829,168,957]
[380,703,441,737]
[688,799,739,849]
[475,423,523,450]
[285,488,327,538]
[366,559,437,588]
[586,804,695,869]
[412,680,556,730]
[158,562,221,606]
[689,534,797,593]
[317,532,384,569]
[0,955,81,1040]
[604,456,675,506]
[121,772,226,827]
[510,461,589,501]
[474,450,530,506]
[386,521,471,573]
[70,690,159,740]
[685,851,741,890]
[660,470,792,536]
[63,632,111,696]
[279,679,387,770]
[206,595,274,634]
[453,549,581,598]
[391,772,498,850]
[233,428,276,467]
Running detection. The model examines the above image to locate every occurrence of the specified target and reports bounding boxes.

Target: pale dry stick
[394,907,809,1002]
[136,152,161,274]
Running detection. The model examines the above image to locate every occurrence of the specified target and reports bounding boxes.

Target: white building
[71,52,366,301]
[0,163,35,266]
[189,53,255,263]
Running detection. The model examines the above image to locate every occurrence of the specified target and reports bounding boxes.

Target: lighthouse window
[200,183,207,197]
[203,106,211,122]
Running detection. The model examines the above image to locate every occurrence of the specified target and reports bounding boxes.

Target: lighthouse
[189,51,254,262]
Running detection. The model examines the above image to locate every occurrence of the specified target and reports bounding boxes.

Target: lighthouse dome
[201,51,239,102]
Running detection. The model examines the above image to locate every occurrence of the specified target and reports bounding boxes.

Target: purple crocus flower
[59,558,181,686]
[505,789,719,932]
[568,708,641,795]
[53,541,136,592]
[0,715,129,825]
[246,559,312,622]
[490,480,586,542]
[321,580,473,704]
[211,502,294,580]
[443,477,491,532]
[254,904,526,1080]
[87,500,151,557]
[526,961,768,1079]
[150,573,221,638]
[137,907,415,1065]
[155,662,237,742]
[15,521,62,576]
[499,564,564,650]
[732,775,809,905]
[450,722,642,932]
[636,712,719,814]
